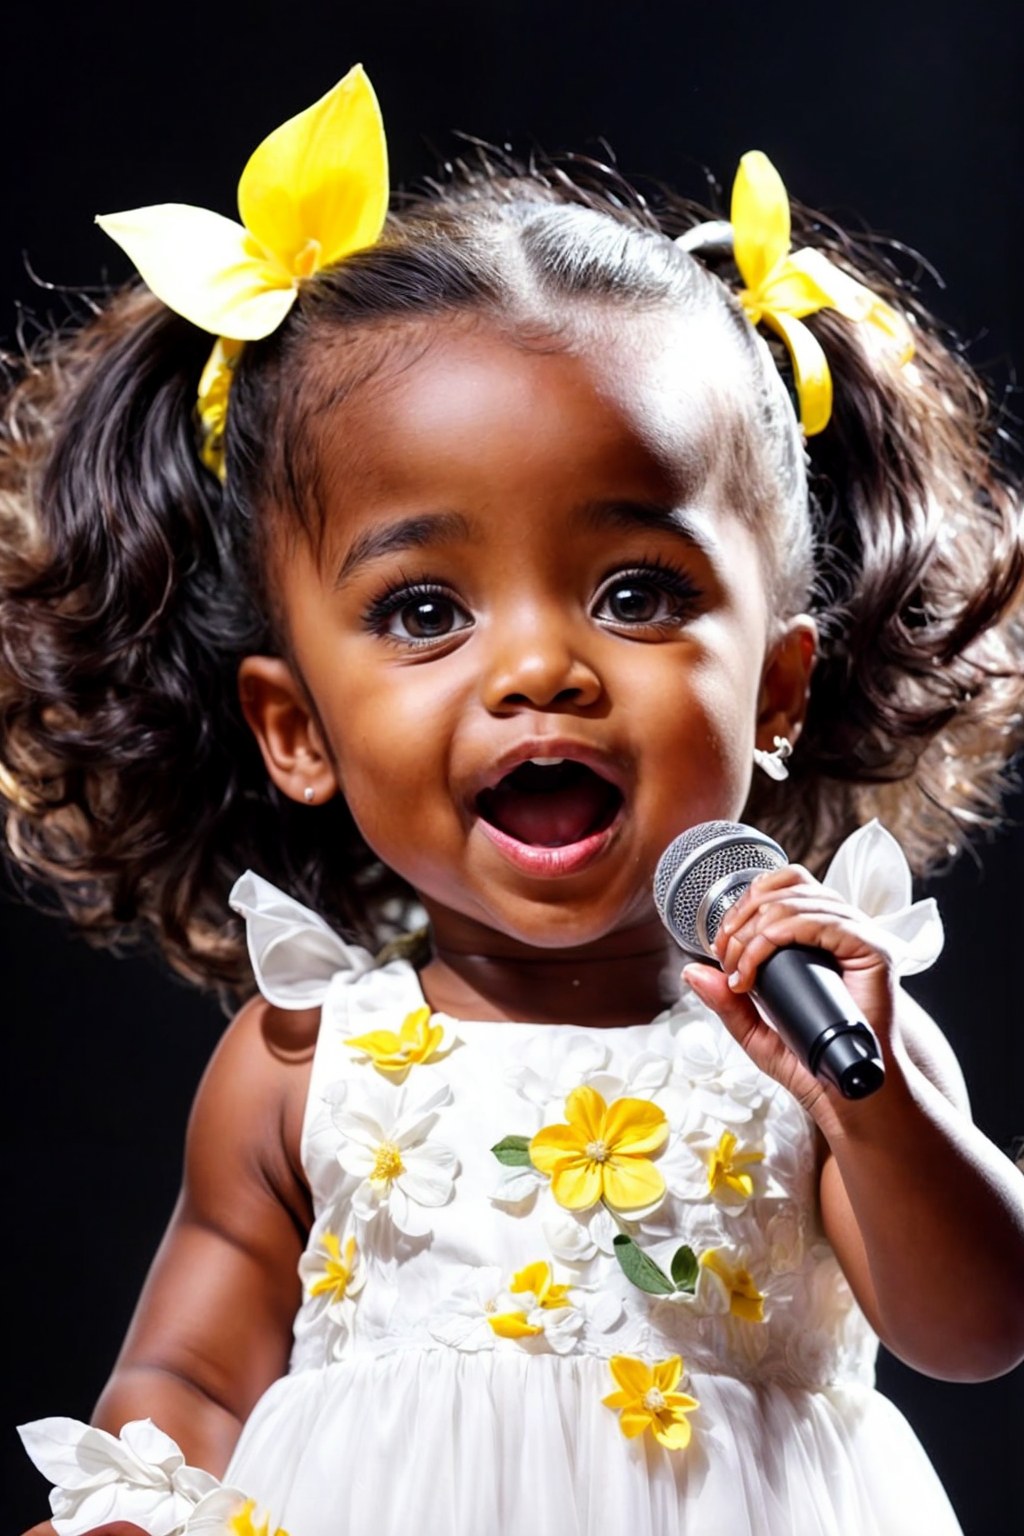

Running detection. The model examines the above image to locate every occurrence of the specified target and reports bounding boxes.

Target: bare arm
[684,864,1024,1382]
[93,994,317,1464]
[815,994,1024,1380]
[21,995,318,1535]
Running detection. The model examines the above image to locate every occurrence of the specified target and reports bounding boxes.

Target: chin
[456,885,662,956]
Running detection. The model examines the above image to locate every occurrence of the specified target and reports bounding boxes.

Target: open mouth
[475,759,624,849]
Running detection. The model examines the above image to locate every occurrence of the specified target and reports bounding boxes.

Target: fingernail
[727,970,742,989]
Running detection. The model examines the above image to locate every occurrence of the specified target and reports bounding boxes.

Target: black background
[3,2,1023,1532]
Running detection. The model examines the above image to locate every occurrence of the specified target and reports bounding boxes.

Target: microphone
[654,820,884,1100]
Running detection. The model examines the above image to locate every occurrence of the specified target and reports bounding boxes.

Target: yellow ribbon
[731,151,913,436]
[96,65,389,477]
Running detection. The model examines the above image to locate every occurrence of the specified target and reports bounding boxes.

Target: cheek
[693,662,757,800]
[316,667,456,843]
[692,646,759,750]
[643,642,759,814]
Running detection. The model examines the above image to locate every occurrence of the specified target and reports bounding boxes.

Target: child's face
[242,315,813,960]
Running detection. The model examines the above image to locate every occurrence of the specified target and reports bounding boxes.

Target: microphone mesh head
[653,820,786,952]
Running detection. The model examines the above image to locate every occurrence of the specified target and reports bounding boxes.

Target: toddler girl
[7,65,1024,1536]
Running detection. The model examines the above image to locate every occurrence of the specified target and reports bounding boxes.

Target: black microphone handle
[749,944,885,1100]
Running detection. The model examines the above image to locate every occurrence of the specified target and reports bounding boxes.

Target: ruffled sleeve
[823,819,944,975]
[229,870,372,1009]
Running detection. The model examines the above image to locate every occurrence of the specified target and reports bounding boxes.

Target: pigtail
[0,288,252,990]
[3,292,262,994]
[743,211,1024,875]
[0,286,411,996]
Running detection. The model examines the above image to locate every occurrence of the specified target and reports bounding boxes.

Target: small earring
[303,786,316,803]
[753,735,793,782]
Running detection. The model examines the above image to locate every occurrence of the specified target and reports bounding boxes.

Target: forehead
[311,311,765,526]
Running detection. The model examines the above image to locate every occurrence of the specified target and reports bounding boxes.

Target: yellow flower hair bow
[684,151,913,436]
[96,65,389,477]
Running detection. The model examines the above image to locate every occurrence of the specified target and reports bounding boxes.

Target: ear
[756,615,817,750]
[237,655,339,805]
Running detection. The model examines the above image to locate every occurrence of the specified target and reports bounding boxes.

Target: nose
[479,606,604,713]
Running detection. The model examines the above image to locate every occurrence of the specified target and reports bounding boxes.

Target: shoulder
[186,993,322,1219]
[195,990,320,1103]
[208,987,321,1063]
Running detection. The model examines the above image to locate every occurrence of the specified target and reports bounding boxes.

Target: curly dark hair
[1,150,1021,1001]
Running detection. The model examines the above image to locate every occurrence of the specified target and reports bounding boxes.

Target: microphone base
[809,1024,886,1099]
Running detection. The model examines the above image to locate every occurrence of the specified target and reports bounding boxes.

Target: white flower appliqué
[334,1078,458,1236]
[16,1417,236,1536]
[823,818,944,975]
[428,1262,616,1357]
[671,1018,774,1124]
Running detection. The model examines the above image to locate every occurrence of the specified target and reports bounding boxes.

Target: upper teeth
[529,757,565,766]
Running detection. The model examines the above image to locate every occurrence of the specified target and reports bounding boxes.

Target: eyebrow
[332,499,714,589]
[333,511,475,589]
[577,499,717,556]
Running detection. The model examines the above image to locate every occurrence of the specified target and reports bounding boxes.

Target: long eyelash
[361,556,698,635]
[601,554,703,605]
[362,576,452,634]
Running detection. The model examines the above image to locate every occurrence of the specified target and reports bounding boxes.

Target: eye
[365,582,473,645]
[599,580,667,624]
[395,594,469,640]
[593,563,700,629]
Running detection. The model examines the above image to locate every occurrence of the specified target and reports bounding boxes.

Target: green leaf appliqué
[670,1244,699,1293]
[491,1134,533,1167]
[612,1234,676,1295]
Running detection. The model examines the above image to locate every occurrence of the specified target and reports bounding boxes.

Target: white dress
[219,821,962,1536]
[19,822,963,1536]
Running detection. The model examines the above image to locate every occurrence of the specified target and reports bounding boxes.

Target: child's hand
[682,863,900,1122]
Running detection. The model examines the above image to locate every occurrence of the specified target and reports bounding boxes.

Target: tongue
[480,769,618,848]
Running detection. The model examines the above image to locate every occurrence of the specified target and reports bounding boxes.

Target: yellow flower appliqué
[731,150,913,436]
[530,1086,668,1213]
[698,1249,766,1322]
[602,1355,699,1450]
[488,1260,573,1340]
[229,1498,289,1536]
[347,1006,447,1075]
[306,1232,361,1305]
[707,1130,764,1202]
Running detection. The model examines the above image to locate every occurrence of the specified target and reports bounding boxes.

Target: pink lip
[475,811,622,877]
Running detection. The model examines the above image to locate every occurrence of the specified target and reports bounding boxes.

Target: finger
[722,863,821,908]
[716,872,846,939]
[715,895,863,974]
[723,911,894,993]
